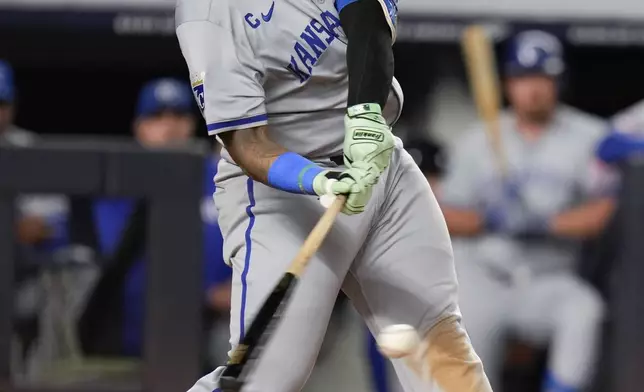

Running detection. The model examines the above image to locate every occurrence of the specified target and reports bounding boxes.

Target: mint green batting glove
[312,161,380,215]
[344,103,395,174]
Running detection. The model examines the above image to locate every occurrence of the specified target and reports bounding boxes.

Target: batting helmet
[0,60,15,104]
[136,78,194,118]
[504,30,565,78]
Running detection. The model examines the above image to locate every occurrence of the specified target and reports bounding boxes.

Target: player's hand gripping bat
[462,25,508,178]
[219,195,347,392]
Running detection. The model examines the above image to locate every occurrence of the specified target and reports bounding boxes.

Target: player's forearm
[548,198,615,239]
[339,0,394,107]
[219,126,287,184]
[220,126,329,195]
[441,208,485,237]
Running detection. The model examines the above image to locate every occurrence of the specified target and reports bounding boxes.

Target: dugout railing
[0,137,205,392]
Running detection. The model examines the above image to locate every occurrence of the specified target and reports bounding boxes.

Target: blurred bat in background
[462,25,508,179]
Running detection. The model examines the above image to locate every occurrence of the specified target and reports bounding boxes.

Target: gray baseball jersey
[612,99,644,134]
[176,0,403,162]
[442,105,614,275]
[176,1,480,392]
[442,105,611,389]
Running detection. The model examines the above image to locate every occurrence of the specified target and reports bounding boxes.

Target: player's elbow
[218,126,286,183]
[218,126,259,151]
[218,126,266,157]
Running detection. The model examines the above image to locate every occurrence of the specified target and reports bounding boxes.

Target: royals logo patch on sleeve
[191,72,206,115]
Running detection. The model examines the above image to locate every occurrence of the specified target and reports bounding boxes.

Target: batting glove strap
[323,170,342,180]
[347,103,385,119]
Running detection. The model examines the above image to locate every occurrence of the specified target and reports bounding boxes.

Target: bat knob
[219,375,245,392]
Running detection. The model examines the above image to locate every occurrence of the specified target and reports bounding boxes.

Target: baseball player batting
[176,1,492,391]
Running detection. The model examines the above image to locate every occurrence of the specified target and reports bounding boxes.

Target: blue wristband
[267,152,323,195]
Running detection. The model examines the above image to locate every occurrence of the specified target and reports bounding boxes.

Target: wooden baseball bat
[220,195,347,391]
[462,25,508,178]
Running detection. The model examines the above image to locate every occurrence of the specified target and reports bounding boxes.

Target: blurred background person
[597,99,644,165]
[0,59,65,252]
[132,78,197,148]
[0,59,34,146]
[74,78,231,370]
[440,30,616,392]
[0,59,66,253]
[593,97,644,392]
[4,58,70,380]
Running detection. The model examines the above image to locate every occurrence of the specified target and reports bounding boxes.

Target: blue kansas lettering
[310,19,336,44]
[285,11,342,83]
[320,11,341,38]
[287,56,311,83]
[294,42,315,74]
[301,25,327,58]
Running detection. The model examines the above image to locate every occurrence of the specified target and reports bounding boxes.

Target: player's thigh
[350,146,458,337]
[344,273,439,392]
[510,273,605,344]
[454,248,511,387]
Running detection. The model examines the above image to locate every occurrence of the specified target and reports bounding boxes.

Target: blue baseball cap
[0,60,15,103]
[504,30,565,78]
[136,78,194,118]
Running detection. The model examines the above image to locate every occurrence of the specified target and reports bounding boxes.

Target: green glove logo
[353,130,385,142]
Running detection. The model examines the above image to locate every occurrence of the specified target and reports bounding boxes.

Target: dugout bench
[0,138,205,392]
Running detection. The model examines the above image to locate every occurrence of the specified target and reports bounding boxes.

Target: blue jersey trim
[335,0,360,13]
[207,114,268,133]
[239,178,256,341]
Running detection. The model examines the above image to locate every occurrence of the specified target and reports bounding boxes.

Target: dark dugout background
[2,10,644,137]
